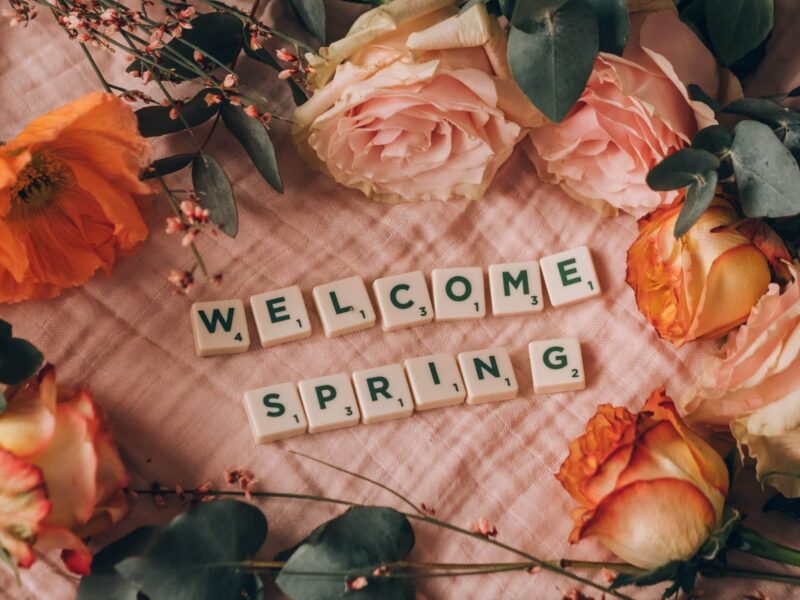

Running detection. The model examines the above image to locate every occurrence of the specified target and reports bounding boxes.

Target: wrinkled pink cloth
[1,2,799,599]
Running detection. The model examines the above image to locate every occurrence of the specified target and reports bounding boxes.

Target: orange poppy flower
[0,92,151,303]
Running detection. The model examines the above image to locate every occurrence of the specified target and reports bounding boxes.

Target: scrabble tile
[250,286,312,348]
[540,246,601,307]
[431,267,486,321]
[457,347,518,405]
[242,383,307,443]
[190,300,250,357]
[529,338,586,393]
[404,353,466,411]
[372,271,434,332]
[488,261,545,317]
[298,373,361,433]
[352,364,414,424]
[312,276,376,338]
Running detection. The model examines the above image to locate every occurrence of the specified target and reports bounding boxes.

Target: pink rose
[292,0,543,203]
[679,262,800,497]
[526,10,725,217]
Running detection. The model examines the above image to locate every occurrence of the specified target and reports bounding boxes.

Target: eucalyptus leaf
[127,13,243,80]
[783,125,800,160]
[0,321,10,338]
[508,0,599,123]
[192,154,237,237]
[77,527,157,600]
[288,0,326,43]
[585,0,629,55]
[730,120,800,218]
[116,501,267,600]
[691,125,733,156]
[0,326,44,386]
[276,506,415,600]
[221,105,283,193]
[722,98,800,129]
[136,89,221,138]
[646,148,720,191]
[704,0,774,66]
[142,154,197,180]
[0,389,6,416]
[242,38,308,106]
[674,170,718,237]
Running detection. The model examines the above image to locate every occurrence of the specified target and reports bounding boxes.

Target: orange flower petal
[577,478,717,569]
[36,526,92,575]
[0,365,57,457]
[33,404,97,529]
[0,449,50,569]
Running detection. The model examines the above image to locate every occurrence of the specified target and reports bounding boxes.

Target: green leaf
[288,0,326,43]
[78,527,157,600]
[730,120,800,218]
[0,543,19,583]
[0,330,44,386]
[612,561,698,597]
[242,37,308,106]
[586,0,629,55]
[508,1,599,123]
[116,501,266,600]
[192,154,237,237]
[135,89,221,138]
[704,0,774,66]
[0,389,5,416]
[674,170,718,237]
[0,321,11,338]
[221,105,283,193]
[142,153,198,180]
[764,494,800,521]
[127,13,243,80]
[646,148,720,191]
[691,125,733,156]
[722,98,800,129]
[276,506,415,600]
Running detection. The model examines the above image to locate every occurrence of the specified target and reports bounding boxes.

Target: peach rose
[557,388,729,569]
[625,198,788,346]
[680,262,800,497]
[526,10,726,217]
[292,0,544,203]
[0,366,129,574]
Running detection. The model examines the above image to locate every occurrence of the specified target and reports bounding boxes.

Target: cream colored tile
[540,246,601,307]
[372,271,434,332]
[529,338,586,393]
[404,353,466,411]
[312,276,376,337]
[190,300,250,357]
[457,347,518,405]
[352,364,414,425]
[298,373,361,433]
[242,383,307,443]
[250,286,312,348]
[431,267,486,321]
[488,261,544,317]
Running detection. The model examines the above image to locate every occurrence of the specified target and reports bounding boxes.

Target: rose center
[9,152,74,220]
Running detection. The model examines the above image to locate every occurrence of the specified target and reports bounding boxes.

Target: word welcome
[189,246,601,357]
[242,340,586,443]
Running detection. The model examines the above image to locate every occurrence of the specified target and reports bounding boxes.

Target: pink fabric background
[2,2,800,598]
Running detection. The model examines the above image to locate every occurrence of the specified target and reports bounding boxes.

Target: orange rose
[626,198,786,346]
[556,388,729,569]
[0,366,129,574]
[0,92,150,303]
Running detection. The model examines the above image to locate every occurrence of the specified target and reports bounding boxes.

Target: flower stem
[733,526,800,568]
[79,43,112,92]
